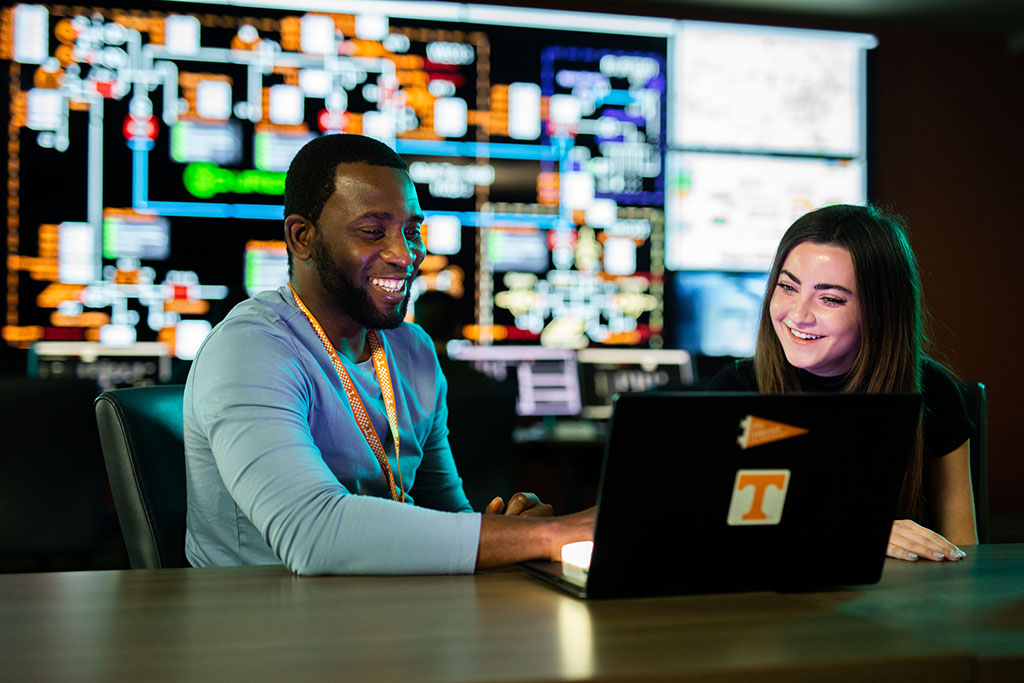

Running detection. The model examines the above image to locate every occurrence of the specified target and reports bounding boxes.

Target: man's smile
[370,276,406,294]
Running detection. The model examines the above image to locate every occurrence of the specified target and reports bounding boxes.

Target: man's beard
[311,234,409,330]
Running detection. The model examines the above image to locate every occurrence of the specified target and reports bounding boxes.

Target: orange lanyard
[289,284,405,503]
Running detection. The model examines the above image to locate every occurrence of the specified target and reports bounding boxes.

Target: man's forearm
[475,508,595,570]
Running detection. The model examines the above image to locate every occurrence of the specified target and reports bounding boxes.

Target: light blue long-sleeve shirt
[184,286,481,575]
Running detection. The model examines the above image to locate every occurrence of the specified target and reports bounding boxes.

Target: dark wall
[868,28,1023,530]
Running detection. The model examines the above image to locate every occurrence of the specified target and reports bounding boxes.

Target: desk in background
[2,545,1023,682]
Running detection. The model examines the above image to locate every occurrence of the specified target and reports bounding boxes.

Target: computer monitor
[448,344,581,417]
[576,347,693,419]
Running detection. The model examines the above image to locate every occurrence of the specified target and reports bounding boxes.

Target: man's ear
[285,214,315,262]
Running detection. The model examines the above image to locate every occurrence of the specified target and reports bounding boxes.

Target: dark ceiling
[623,0,1024,36]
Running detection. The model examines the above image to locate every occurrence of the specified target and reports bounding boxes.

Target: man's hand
[476,506,596,569]
[484,492,554,517]
[887,519,966,562]
[542,507,596,561]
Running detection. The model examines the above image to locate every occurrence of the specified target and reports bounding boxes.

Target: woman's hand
[888,519,966,562]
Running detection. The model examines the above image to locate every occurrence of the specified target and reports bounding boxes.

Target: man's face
[310,162,425,330]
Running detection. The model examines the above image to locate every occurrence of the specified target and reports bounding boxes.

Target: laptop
[521,392,921,599]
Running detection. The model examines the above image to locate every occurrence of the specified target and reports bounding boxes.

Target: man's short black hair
[284,134,409,224]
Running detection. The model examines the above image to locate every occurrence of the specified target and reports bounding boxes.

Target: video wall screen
[1,1,875,375]
[671,271,768,359]
[665,152,865,272]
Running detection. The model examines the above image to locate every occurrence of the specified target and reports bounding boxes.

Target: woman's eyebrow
[813,282,854,294]
[780,269,853,294]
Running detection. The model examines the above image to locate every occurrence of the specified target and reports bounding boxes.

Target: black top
[707,358,974,460]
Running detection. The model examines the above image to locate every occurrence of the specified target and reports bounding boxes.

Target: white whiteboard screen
[675,27,861,157]
[665,152,866,271]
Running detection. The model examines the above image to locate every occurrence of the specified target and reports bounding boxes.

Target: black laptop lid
[584,392,920,599]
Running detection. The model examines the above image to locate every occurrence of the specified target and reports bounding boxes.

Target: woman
[708,204,977,562]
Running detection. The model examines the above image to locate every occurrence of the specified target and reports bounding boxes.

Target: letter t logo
[726,469,791,526]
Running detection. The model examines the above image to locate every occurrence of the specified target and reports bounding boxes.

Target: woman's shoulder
[919,356,975,459]
[920,357,964,397]
[705,358,757,391]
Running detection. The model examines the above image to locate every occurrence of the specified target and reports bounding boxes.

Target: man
[184,134,593,574]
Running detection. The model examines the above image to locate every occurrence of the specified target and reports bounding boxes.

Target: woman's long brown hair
[753,205,925,518]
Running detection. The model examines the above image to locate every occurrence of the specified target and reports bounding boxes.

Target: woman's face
[769,241,862,377]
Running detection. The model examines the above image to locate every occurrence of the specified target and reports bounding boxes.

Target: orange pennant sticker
[737,415,808,449]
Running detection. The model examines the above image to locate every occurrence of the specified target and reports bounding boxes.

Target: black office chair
[94,385,189,569]
[959,381,989,544]
[0,378,111,571]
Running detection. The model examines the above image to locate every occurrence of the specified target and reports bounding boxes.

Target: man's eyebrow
[779,269,853,294]
[354,210,425,223]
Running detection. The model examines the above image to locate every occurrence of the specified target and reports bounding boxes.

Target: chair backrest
[959,381,989,544]
[0,378,109,564]
[95,385,188,568]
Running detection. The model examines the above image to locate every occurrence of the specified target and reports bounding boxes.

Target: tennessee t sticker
[737,414,808,449]
[727,469,791,525]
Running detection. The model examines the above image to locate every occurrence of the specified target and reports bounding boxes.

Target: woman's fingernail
[933,551,946,559]
[907,552,918,560]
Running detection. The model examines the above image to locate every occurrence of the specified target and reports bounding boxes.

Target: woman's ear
[285,214,314,262]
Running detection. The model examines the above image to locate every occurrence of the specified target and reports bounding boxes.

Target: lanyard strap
[289,284,404,502]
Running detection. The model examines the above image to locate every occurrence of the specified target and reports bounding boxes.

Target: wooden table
[2,544,1022,682]
[794,542,1024,682]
